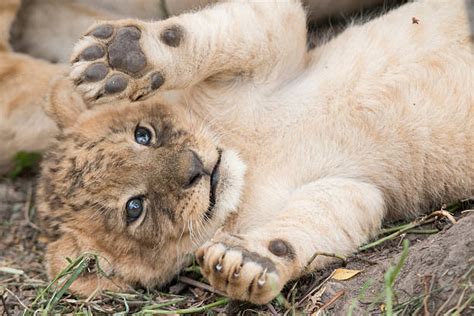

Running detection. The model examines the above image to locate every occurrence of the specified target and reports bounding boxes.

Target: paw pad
[150,72,165,90]
[80,45,105,61]
[105,74,128,94]
[83,63,108,82]
[108,26,146,74]
[268,239,295,259]
[160,25,184,47]
[72,22,176,102]
[90,24,114,39]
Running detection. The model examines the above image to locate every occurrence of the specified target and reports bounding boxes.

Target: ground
[0,175,473,315]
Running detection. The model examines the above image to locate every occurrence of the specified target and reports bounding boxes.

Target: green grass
[383,239,410,315]
[8,151,42,178]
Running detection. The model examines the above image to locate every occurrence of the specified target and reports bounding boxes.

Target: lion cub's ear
[45,76,88,129]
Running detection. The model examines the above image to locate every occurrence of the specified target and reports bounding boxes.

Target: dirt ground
[0,176,473,315]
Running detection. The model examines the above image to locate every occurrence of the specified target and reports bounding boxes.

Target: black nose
[184,150,205,188]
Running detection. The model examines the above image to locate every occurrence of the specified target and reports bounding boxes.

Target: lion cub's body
[27,0,474,304]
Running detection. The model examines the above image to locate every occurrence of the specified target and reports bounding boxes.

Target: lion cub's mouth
[207,150,222,218]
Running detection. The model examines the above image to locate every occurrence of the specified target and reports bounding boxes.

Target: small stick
[4,288,31,312]
[304,252,347,274]
[1,290,12,316]
[454,287,468,311]
[406,229,439,234]
[428,210,456,224]
[422,275,433,316]
[22,183,41,231]
[266,303,279,316]
[434,287,457,316]
[319,290,345,311]
[360,208,456,251]
[178,276,226,296]
[296,271,336,307]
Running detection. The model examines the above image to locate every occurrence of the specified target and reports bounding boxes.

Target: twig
[266,303,279,316]
[319,290,345,311]
[454,287,468,311]
[435,287,458,316]
[429,210,456,224]
[177,276,226,296]
[381,219,436,234]
[140,297,230,314]
[296,270,335,307]
[22,183,41,232]
[304,252,347,274]
[406,229,439,234]
[1,290,11,316]
[422,275,433,316]
[4,288,31,312]
[360,209,454,251]
[455,294,473,314]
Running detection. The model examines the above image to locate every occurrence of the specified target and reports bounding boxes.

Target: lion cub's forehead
[75,101,177,137]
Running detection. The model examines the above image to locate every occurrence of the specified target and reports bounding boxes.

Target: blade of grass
[45,255,93,312]
[139,298,186,311]
[138,297,230,314]
[384,239,410,315]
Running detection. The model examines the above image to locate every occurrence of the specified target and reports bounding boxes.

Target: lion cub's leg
[0,0,68,173]
[70,0,307,104]
[196,178,385,304]
[0,0,20,51]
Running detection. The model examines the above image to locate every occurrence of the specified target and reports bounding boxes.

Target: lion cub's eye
[126,197,144,222]
[134,126,152,145]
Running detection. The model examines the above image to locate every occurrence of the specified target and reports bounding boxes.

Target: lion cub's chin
[210,149,247,225]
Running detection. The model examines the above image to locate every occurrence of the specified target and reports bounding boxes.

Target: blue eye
[134,126,151,145]
[126,197,144,222]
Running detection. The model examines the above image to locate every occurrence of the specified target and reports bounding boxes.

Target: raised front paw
[70,20,183,103]
[196,233,295,304]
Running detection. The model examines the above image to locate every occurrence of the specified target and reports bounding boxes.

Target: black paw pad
[105,74,128,94]
[160,25,184,48]
[84,63,108,82]
[151,72,165,90]
[268,239,295,260]
[80,45,105,61]
[90,24,114,39]
[108,26,147,74]
[241,250,277,273]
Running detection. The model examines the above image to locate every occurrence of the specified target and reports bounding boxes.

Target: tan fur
[0,51,65,174]
[34,0,474,305]
[0,0,383,173]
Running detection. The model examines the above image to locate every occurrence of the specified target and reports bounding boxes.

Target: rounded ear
[45,233,127,297]
[44,76,88,129]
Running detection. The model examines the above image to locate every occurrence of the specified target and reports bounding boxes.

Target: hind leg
[0,0,21,51]
[0,52,68,174]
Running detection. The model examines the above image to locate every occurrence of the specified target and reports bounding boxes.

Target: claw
[215,255,224,272]
[257,268,268,287]
[233,265,242,278]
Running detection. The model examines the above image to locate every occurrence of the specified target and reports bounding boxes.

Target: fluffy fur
[8,0,474,305]
[0,0,382,174]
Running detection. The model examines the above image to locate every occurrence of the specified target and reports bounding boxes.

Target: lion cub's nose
[182,150,205,189]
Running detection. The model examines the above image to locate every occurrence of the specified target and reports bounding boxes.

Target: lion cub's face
[37,97,245,295]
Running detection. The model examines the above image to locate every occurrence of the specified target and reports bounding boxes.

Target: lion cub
[37,0,473,304]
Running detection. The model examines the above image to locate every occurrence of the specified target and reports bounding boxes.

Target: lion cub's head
[37,80,246,296]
